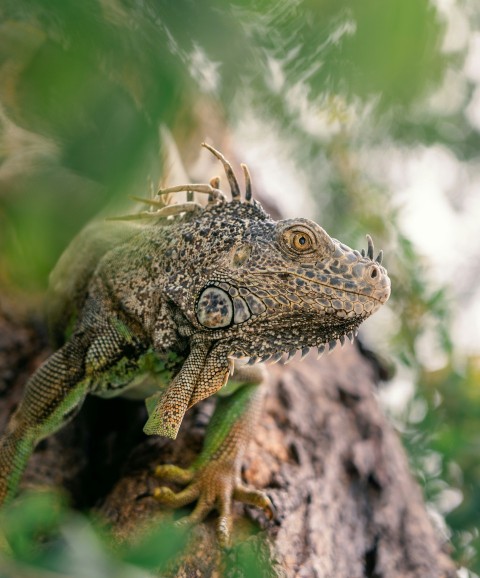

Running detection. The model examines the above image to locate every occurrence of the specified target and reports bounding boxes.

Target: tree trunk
[0,299,456,577]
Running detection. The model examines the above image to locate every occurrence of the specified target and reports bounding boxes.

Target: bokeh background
[0,0,479,575]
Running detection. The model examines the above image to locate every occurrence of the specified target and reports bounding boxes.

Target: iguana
[0,143,391,545]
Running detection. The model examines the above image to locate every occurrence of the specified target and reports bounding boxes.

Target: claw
[217,515,233,548]
[347,331,355,344]
[328,340,337,353]
[317,344,326,359]
[233,485,275,520]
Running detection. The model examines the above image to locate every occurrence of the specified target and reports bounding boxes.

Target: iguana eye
[277,219,335,260]
[292,231,313,251]
[280,225,317,256]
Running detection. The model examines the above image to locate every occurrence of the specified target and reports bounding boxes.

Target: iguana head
[194,210,390,364]
[145,144,391,364]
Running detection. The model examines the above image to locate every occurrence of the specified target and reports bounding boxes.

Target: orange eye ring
[277,219,334,261]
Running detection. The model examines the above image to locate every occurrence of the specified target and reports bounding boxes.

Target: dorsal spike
[375,250,383,264]
[155,184,226,203]
[106,202,202,222]
[241,163,253,202]
[130,195,165,208]
[209,176,220,204]
[106,211,158,222]
[210,176,220,189]
[366,234,374,260]
[202,142,241,200]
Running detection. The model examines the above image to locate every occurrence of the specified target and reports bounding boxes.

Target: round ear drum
[196,286,234,329]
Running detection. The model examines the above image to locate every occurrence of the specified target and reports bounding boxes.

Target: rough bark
[0,300,456,577]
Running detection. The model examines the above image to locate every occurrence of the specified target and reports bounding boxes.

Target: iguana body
[0,144,390,545]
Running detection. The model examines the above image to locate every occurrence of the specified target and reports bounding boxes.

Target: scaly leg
[0,340,88,505]
[153,364,274,547]
[0,304,140,506]
[143,340,233,439]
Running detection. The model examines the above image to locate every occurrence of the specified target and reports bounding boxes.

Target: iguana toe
[152,462,273,547]
[233,484,275,520]
[154,464,194,484]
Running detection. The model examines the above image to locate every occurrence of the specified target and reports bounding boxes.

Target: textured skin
[0,144,390,544]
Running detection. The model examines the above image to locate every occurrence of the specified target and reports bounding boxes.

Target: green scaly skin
[154,375,268,547]
[0,144,391,544]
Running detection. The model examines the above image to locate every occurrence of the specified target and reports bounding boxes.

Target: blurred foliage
[0,491,188,577]
[0,492,275,577]
[0,0,447,290]
[421,360,480,570]
[0,0,479,575]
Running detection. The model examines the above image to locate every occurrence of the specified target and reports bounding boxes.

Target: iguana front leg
[0,339,88,505]
[0,306,141,505]
[152,365,274,547]
[143,339,232,439]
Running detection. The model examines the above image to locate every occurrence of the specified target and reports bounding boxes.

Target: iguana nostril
[370,267,378,279]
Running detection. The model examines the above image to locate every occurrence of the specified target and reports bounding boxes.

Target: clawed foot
[152,463,274,547]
